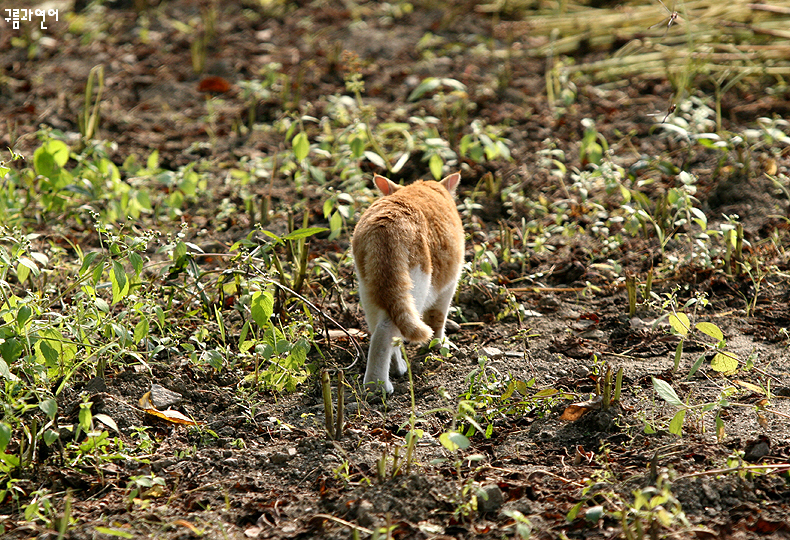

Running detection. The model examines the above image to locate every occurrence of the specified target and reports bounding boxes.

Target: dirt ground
[2,0,790,538]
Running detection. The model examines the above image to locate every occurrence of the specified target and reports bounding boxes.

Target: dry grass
[489,0,790,82]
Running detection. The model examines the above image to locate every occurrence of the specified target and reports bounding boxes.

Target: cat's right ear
[374,174,400,196]
[440,172,461,194]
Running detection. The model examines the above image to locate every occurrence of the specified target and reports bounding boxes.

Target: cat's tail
[357,243,433,344]
[390,295,433,344]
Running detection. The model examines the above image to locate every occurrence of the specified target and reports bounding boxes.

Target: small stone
[481,346,503,359]
[445,319,461,334]
[575,366,590,378]
[477,484,504,514]
[218,426,236,438]
[150,383,183,409]
[270,452,291,464]
[357,499,375,527]
[151,457,177,472]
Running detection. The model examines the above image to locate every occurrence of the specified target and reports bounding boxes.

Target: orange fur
[352,173,465,393]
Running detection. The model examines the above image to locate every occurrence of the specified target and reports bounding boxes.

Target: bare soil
[2,1,790,539]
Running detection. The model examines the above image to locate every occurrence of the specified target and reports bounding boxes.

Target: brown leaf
[139,391,198,425]
[560,395,602,421]
[198,76,232,93]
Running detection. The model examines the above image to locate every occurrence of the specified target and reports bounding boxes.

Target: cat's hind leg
[422,283,456,340]
[364,318,397,393]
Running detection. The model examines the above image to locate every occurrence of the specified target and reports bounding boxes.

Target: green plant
[126,473,167,505]
[78,65,104,143]
[664,293,739,376]
[652,377,735,440]
[611,474,690,539]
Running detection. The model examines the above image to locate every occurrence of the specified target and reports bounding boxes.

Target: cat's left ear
[374,174,401,196]
[440,172,461,194]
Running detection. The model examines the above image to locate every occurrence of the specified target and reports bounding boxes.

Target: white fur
[360,267,459,393]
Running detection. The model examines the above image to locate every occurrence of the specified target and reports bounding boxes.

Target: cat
[352,172,465,393]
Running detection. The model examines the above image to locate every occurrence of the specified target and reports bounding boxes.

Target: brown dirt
[2,1,790,539]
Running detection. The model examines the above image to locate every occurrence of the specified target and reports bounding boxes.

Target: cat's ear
[374,174,400,196]
[440,172,461,194]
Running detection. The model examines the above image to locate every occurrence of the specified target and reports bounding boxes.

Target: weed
[77,65,104,144]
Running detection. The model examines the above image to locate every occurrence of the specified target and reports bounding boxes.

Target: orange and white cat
[352,172,465,393]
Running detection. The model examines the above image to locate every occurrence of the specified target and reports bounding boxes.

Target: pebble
[150,383,183,409]
[481,346,503,359]
[357,499,375,527]
[477,484,504,514]
[270,447,298,464]
[445,319,461,334]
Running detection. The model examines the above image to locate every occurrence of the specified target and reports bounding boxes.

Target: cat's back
[356,180,456,230]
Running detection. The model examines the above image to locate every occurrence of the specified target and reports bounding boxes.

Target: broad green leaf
[711,352,738,373]
[328,211,342,241]
[438,431,469,452]
[147,149,159,170]
[95,297,110,313]
[292,132,309,162]
[16,305,32,327]
[652,377,684,407]
[39,398,57,419]
[669,409,686,436]
[350,136,365,158]
[283,227,328,241]
[687,354,705,379]
[715,415,726,441]
[17,256,39,279]
[110,261,129,305]
[566,500,584,522]
[33,140,69,178]
[673,340,683,372]
[43,428,60,446]
[408,77,441,101]
[80,251,100,275]
[695,322,723,341]
[668,312,690,336]
[251,290,274,328]
[429,153,443,180]
[79,404,93,433]
[37,339,58,368]
[0,358,13,380]
[0,423,11,452]
[134,318,149,343]
[129,252,144,276]
[585,505,604,523]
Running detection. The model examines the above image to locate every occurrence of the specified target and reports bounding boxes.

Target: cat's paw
[391,348,408,377]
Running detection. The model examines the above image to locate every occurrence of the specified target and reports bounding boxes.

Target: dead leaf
[734,380,766,394]
[139,391,198,426]
[197,76,232,93]
[560,395,602,421]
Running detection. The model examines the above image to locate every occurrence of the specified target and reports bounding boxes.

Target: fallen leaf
[139,391,198,425]
[144,407,198,426]
[560,395,602,421]
[197,76,232,93]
